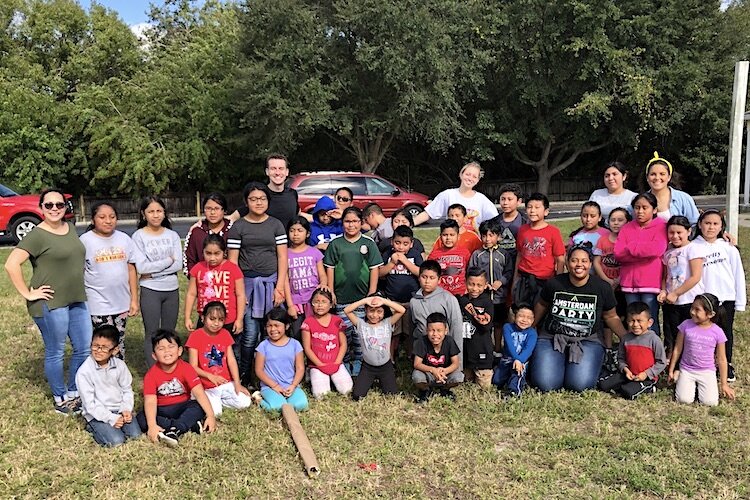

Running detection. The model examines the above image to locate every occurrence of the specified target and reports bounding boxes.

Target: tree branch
[549,140,611,177]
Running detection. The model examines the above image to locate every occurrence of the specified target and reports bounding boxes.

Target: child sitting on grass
[493,303,537,397]
[345,294,406,400]
[76,324,141,447]
[186,301,252,417]
[413,312,463,402]
[137,329,216,447]
[598,302,666,400]
[255,307,309,412]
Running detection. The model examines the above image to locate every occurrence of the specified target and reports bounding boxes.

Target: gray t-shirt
[588,188,637,223]
[227,216,288,277]
[357,320,393,367]
[131,228,183,292]
[80,230,138,316]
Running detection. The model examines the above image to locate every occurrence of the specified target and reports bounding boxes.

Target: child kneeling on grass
[345,293,406,400]
[137,329,216,447]
[255,307,309,412]
[599,301,667,399]
[186,301,252,417]
[493,303,537,397]
[413,312,463,402]
[76,324,141,447]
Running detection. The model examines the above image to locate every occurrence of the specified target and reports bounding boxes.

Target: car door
[364,176,400,212]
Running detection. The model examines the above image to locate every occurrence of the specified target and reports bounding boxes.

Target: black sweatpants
[352,361,399,400]
[599,372,657,400]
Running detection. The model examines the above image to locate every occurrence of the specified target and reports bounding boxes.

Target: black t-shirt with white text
[458,293,495,369]
[413,335,460,369]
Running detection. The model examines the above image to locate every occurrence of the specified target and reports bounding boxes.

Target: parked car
[288,172,429,218]
[0,184,75,243]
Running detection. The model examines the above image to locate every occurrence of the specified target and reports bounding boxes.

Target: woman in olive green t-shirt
[4,188,92,416]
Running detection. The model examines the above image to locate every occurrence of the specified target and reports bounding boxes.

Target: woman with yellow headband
[644,152,700,225]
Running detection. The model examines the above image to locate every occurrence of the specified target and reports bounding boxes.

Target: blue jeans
[529,338,604,393]
[624,292,660,337]
[136,400,205,433]
[335,304,364,376]
[86,417,142,447]
[240,310,261,383]
[33,302,93,399]
[260,387,309,412]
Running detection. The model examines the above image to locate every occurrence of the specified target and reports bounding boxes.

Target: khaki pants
[464,368,493,390]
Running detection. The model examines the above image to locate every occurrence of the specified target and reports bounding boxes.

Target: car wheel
[405,204,424,219]
[10,215,41,243]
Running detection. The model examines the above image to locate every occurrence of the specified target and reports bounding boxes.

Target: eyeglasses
[204,206,224,212]
[336,196,351,203]
[247,196,268,203]
[91,344,116,352]
[43,202,66,210]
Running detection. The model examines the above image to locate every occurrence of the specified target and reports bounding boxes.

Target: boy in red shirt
[512,193,565,306]
[432,204,483,255]
[428,219,472,296]
[137,330,216,447]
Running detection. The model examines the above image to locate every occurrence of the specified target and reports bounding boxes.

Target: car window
[0,184,18,197]
[296,177,332,195]
[334,177,366,196]
[366,177,396,195]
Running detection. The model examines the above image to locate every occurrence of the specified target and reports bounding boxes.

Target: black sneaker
[158,428,180,447]
[438,388,456,401]
[414,389,431,404]
[190,420,205,435]
[67,397,82,415]
[728,364,736,383]
[53,400,75,416]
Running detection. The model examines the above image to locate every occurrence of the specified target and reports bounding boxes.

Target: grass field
[1,221,749,498]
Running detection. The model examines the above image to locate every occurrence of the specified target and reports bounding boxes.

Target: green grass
[0,221,747,498]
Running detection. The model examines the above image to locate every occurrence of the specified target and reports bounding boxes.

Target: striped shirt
[227,216,287,277]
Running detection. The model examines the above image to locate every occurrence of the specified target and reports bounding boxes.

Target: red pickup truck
[0,184,75,243]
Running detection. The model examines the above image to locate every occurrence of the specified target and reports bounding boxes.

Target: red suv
[0,184,75,243]
[288,172,429,218]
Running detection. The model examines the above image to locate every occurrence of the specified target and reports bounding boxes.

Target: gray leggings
[140,287,179,368]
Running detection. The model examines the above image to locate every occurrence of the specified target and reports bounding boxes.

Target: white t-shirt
[662,242,706,305]
[588,188,637,223]
[80,230,138,315]
[425,188,498,232]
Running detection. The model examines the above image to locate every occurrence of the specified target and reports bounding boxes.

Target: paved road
[0,195,735,246]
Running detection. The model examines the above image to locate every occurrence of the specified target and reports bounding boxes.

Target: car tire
[404,204,424,219]
[10,215,41,243]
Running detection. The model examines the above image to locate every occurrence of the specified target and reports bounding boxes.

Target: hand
[288,307,298,320]
[366,296,383,308]
[634,371,647,382]
[232,318,243,334]
[113,415,124,429]
[721,384,736,400]
[390,253,400,264]
[666,292,679,305]
[657,291,667,304]
[26,285,54,301]
[273,287,284,306]
[122,410,133,423]
[668,370,680,384]
[723,231,737,246]
[281,384,295,397]
[189,220,202,231]
[330,289,337,305]
[203,415,217,433]
[147,425,164,443]
[513,360,524,375]
[185,318,194,331]
[476,312,491,326]
[234,382,250,397]
[624,367,634,380]
[128,300,139,317]
[612,277,620,288]
[491,280,502,291]
[209,374,229,386]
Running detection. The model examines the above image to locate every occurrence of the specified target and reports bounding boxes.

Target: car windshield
[0,184,18,197]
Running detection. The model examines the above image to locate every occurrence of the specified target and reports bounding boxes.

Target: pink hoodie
[614,217,667,293]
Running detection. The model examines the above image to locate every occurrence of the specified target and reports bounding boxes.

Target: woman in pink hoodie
[614,192,668,336]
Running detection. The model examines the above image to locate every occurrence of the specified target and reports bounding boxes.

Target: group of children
[74,183,743,448]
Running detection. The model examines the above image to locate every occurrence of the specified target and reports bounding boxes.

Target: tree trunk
[347,126,396,173]
[535,165,553,195]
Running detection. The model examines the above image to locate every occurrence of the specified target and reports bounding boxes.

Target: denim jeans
[529,338,604,393]
[492,357,528,395]
[136,400,205,433]
[335,304,364,376]
[240,310,262,383]
[624,292,660,337]
[86,417,142,447]
[33,302,93,399]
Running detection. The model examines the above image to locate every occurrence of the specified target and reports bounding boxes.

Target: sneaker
[414,389,431,404]
[438,388,456,401]
[728,364,736,383]
[190,420,204,435]
[66,397,82,415]
[158,428,180,447]
[53,400,75,416]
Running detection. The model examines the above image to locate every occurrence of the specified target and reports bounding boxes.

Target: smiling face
[690,299,714,326]
[603,166,626,193]
[514,307,534,330]
[607,210,628,235]
[698,213,723,242]
[266,158,289,188]
[459,165,481,191]
[668,223,690,248]
[525,200,548,223]
[627,311,653,335]
[92,204,117,236]
[466,274,487,299]
[365,304,385,325]
[203,307,226,334]
[335,189,353,209]
[41,191,67,223]
[152,339,183,368]
[143,201,165,229]
[203,199,225,225]
[426,320,447,348]
[567,249,592,280]
[647,162,671,193]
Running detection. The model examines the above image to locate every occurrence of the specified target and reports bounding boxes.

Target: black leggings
[352,361,399,400]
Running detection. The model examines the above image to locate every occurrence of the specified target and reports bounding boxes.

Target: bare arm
[4,248,53,301]
[602,308,626,340]
[190,383,216,432]
[184,277,198,331]
[228,248,239,265]
[315,259,329,288]
[127,263,139,316]
[367,266,380,295]
[234,277,246,334]
[143,394,161,442]
[444,354,460,375]
[413,211,431,226]
[533,299,549,328]
[554,255,566,275]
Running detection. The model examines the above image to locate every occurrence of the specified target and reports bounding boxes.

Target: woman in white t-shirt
[588,161,637,225]
[413,161,498,232]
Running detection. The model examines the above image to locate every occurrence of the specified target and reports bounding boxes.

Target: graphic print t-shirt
[539,274,616,344]
[143,359,201,406]
[516,224,565,280]
[413,335,461,369]
[189,260,243,324]
[185,328,235,389]
[428,245,471,296]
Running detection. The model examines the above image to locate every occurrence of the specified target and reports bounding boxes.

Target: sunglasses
[336,195,351,203]
[43,202,67,210]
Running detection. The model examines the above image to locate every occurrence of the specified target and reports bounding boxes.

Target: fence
[412,177,602,201]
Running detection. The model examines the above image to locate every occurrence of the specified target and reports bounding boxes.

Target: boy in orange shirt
[432,204,483,255]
